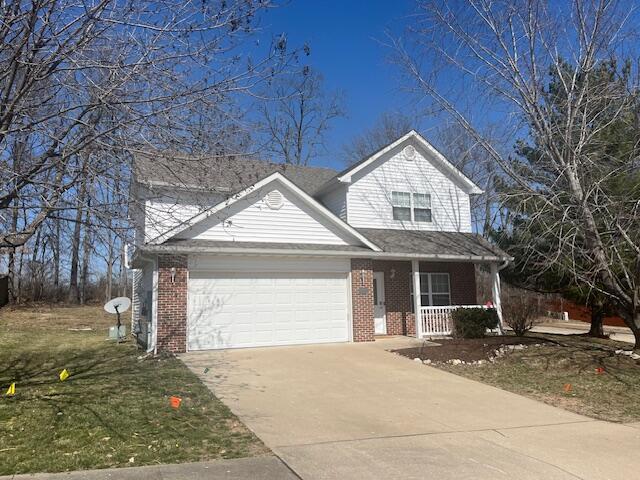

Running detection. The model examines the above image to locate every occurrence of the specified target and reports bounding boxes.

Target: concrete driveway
[181,337,640,479]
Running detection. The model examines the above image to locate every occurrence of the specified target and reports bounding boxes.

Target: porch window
[429,273,451,305]
[391,191,411,221]
[410,272,451,309]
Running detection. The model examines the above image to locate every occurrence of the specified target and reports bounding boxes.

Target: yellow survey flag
[6,383,15,396]
[59,369,70,381]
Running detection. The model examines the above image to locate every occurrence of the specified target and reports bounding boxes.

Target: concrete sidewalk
[533,321,635,344]
[0,457,299,480]
[182,337,640,479]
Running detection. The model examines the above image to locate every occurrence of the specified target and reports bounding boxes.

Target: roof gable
[331,131,483,195]
[150,173,381,251]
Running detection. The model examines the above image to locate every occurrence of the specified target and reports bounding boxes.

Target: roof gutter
[137,244,513,264]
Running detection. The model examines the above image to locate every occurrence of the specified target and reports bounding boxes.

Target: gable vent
[264,190,284,210]
[403,145,416,160]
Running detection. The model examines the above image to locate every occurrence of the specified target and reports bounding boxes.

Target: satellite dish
[104,297,131,343]
[104,297,131,314]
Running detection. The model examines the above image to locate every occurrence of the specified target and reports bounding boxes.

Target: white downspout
[151,261,158,355]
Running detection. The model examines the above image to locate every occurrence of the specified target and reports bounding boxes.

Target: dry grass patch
[435,334,640,423]
[0,305,267,475]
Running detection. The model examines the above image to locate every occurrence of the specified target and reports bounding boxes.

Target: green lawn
[438,334,640,423]
[0,305,267,475]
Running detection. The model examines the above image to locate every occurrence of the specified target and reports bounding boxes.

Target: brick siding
[156,255,188,353]
[350,258,375,342]
[370,260,478,337]
[372,260,413,335]
[419,262,478,306]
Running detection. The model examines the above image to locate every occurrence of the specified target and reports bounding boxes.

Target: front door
[373,271,386,334]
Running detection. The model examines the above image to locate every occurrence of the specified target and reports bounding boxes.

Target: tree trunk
[119,243,127,297]
[79,199,92,305]
[588,305,605,337]
[619,309,640,352]
[53,217,60,296]
[68,165,88,303]
[7,197,19,303]
[105,229,113,302]
[68,208,83,303]
[30,228,42,301]
[632,320,640,353]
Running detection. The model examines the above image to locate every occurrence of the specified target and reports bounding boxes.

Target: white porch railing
[419,305,485,337]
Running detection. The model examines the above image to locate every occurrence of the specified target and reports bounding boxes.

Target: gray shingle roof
[357,228,511,260]
[141,239,371,253]
[136,229,510,261]
[133,152,338,196]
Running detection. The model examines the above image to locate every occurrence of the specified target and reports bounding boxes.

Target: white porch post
[490,262,504,334]
[412,259,422,338]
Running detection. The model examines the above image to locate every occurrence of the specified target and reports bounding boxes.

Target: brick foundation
[350,258,375,342]
[156,255,188,353]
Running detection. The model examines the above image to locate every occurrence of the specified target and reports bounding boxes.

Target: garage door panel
[188,270,349,350]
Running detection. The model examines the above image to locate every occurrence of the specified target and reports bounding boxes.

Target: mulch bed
[393,335,553,363]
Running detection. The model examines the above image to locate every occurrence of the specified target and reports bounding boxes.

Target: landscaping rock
[392,336,551,364]
[423,359,432,364]
[414,357,422,362]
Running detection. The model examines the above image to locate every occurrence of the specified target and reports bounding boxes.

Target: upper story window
[413,193,432,222]
[391,191,432,223]
[391,191,411,221]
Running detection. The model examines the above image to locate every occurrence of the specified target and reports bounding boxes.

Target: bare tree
[259,67,345,165]
[436,124,502,235]
[343,111,415,165]
[0,0,294,251]
[394,0,640,349]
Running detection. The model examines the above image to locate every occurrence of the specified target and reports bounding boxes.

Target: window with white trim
[391,191,432,223]
[391,191,411,221]
[410,272,451,309]
[413,193,432,223]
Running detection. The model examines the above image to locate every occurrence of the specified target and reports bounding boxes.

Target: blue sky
[261,0,417,169]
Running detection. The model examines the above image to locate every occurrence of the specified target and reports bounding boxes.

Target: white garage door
[187,269,350,350]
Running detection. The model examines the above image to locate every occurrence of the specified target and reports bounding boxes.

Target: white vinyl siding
[131,260,155,347]
[143,188,225,242]
[176,182,356,245]
[346,142,472,232]
[320,186,348,221]
[189,255,350,273]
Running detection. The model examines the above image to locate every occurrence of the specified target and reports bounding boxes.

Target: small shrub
[451,307,499,338]
[502,295,540,336]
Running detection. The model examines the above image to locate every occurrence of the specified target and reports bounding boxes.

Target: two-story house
[130,130,511,353]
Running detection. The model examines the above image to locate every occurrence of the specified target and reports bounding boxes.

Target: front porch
[350,258,504,340]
